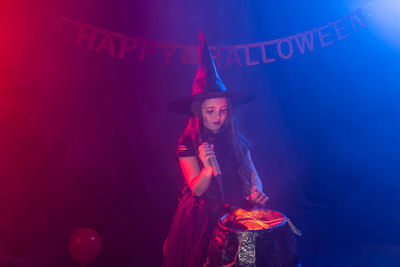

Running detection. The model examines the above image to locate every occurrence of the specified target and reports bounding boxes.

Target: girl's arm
[247,150,263,191]
[246,150,269,205]
[179,156,213,196]
[178,142,216,196]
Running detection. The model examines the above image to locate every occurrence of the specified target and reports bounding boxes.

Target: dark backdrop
[1,0,400,266]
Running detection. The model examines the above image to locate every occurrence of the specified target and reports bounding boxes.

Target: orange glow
[230,209,285,230]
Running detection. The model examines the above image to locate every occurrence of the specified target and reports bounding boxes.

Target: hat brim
[167,91,254,114]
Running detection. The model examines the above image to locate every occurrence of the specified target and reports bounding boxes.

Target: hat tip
[198,30,205,41]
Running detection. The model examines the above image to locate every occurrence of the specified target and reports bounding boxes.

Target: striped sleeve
[175,136,196,158]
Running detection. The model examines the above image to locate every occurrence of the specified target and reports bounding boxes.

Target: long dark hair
[178,98,252,195]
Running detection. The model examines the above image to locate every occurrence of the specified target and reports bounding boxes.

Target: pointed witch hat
[167,31,254,114]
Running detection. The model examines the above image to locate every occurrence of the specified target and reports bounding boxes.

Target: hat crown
[166,31,254,114]
[192,31,227,96]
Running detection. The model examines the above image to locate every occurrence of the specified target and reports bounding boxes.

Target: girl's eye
[206,110,214,115]
[221,109,227,114]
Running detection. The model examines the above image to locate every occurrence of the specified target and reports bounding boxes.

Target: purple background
[1,0,400,266]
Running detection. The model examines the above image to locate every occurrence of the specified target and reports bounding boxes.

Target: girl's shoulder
[176,134,196,158]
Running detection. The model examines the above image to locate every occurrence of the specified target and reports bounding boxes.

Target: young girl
[163,32,268,267]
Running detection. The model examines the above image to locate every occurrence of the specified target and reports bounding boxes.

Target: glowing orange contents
[230,209,285,230]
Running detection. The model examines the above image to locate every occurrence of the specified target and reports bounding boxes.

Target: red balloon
[68,227,102,266]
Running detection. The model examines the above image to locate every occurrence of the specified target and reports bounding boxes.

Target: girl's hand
[198,142,216,169]
[246,186,269,206]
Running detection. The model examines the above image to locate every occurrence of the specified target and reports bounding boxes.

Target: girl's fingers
[199,142,211,149]
[256,192,265,202]
[200,143,215,154]
[253,191,261,201]
[199,148,214,158]
[204,152,215,158]
[261,196,268,205]
[252,188,261,199]
[199,147,213,155]
[258,194,269,205]
[247,190,259,201]
[199,142,215,164]
[257,193,266,203]
[251,186,257,194]
[205,155,216,162]
[248,187,269,205]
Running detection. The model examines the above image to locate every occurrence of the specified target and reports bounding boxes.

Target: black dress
[163,130,249,267]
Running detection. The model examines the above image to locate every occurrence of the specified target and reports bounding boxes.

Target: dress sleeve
[175,135,197,158]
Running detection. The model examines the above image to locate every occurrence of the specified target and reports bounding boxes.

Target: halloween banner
[53,9,367,67]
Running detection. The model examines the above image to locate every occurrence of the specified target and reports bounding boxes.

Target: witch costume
[162,32,254,267]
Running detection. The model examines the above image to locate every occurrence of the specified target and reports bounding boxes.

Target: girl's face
[201,97,228,133]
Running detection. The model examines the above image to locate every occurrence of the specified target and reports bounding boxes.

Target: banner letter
[333,17,350,40]
[76,24,97,50]
[119,36,139,59]
[161,43,178,66]
[225,47,242,67]
[277,38,294,59]
[349,9,366,32]
[139,41,158,62]
[317,25,334,47]
[294,31,314,54]
[181,45,199,64]
[260,43,276,63]
[244,44,260,66]
[95,32,116,56]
